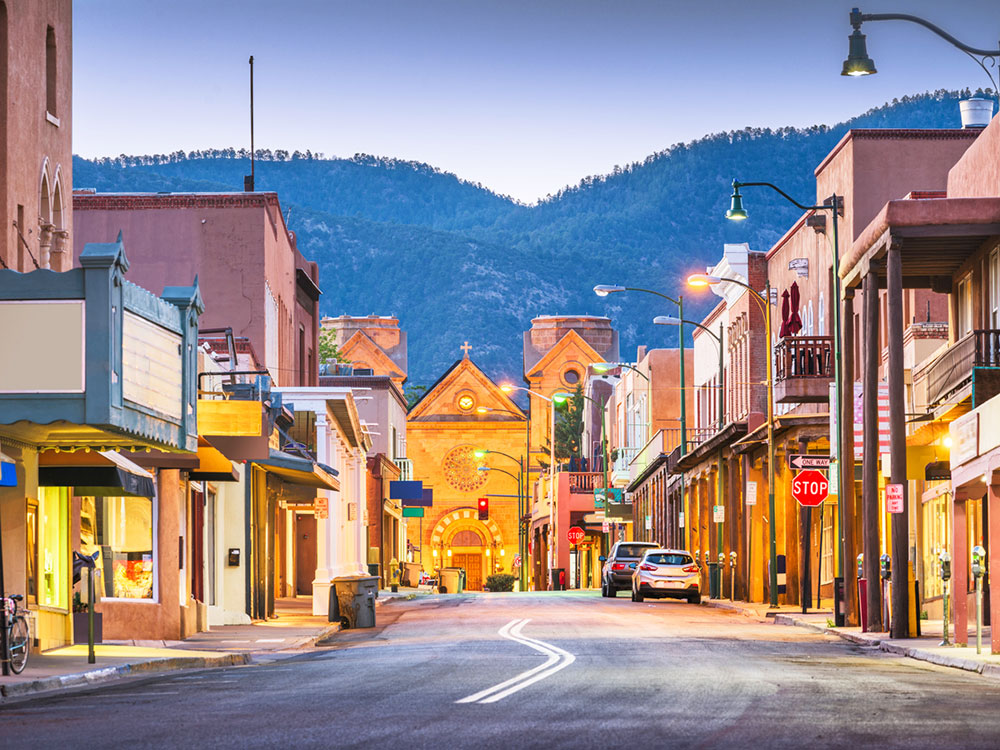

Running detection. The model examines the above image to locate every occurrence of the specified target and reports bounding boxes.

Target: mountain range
[71,89,992,389]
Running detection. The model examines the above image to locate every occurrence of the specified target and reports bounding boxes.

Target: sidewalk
[0,596,339,701]
[704,597,1000,679]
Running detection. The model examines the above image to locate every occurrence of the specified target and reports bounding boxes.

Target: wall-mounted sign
[713,505,725,523]
[788,258,809,277]
[315,496,328,519]
[347,502,357,521]
[886,483,904,514]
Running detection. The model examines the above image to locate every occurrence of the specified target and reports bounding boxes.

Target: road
[3,591,1000,749]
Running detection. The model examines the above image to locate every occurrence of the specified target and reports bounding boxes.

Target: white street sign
[746,480,758,506]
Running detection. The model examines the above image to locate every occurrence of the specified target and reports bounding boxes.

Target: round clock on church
[457,394,475,412]
[442,445,488,492]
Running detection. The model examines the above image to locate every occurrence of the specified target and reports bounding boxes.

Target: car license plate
[655,581,683,589]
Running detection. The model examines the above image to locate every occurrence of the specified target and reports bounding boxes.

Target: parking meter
[729,551,737,601]
[695,550,701,566]
[856,553,864,580]
[939,550,952,582]
[718,552,724,566]
[972,545,986,579]
[879,553,891,581]
[939,550,953,646]
[973,545,987,654]
[730,551,737,568]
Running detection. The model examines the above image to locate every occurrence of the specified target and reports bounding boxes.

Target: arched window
[51,171,63,230]
[39,166,51,226]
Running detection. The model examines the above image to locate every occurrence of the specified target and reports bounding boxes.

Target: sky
[73,0,1000,203]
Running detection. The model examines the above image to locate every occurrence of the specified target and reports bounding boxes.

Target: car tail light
[612,563,626,571]
[638,563,656,571]
[682,565,698,573]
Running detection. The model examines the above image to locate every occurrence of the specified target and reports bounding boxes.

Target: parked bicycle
[3,594,29,674]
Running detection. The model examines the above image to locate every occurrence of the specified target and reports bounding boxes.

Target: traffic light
[478,497,489,521]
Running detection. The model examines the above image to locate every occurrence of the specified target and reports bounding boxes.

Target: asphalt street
[3,591,999,749]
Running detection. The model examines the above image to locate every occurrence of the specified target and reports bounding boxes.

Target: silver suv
[599,541,659,597]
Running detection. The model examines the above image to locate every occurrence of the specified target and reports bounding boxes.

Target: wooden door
[296,514,317,596]
[454,554,483,590]
[191,488,204,603]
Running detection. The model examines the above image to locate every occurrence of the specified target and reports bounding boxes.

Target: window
[990,248,1000,329]
[957,275,973,338]
[25,500,38,606]
[80,495,155,600]
[563,367,580,386]
[45,25,57,117]
[921,486,950,600]
[298,325,306,386]
[818,292,826,336]
[38,486,68,609]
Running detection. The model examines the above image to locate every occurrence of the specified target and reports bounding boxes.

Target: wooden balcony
[774,336,833,404]
[568,472,604,494]
[914,330,1000,410]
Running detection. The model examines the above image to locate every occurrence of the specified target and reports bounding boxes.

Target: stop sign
[567,526,585,544]
[792,469,828,507]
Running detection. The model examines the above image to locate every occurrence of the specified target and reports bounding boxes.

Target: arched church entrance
[431,509,504,592]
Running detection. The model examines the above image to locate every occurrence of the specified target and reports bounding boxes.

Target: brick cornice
[73,192,281,211]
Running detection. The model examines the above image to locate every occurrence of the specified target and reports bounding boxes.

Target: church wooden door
[453,554,483,590]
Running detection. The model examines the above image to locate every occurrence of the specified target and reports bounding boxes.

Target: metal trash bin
[402,562,422,588]
[439,567,463,593]
[330,575,378,628]
[708,562,721,599]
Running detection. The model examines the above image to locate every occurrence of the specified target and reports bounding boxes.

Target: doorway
[296,514,317,596]
[453,553,483,591]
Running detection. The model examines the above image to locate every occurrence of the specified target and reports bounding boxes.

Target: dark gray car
[599,541,659,596]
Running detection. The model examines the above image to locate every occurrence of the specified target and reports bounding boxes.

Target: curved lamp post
[594,285,690,548]
[842,7,1000,91]
[500,384,556,588]
[655,315,725,591]
[687,272,778,607]
[726,179,847,620]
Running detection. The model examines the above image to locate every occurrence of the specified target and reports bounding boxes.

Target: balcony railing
[569,472,604,493]
[774,336,834,403]
[395,457,413,481]
[914,329,1000,409]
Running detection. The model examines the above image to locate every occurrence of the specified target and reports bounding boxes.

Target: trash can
[551,568,566,591]
[439,567,463,593]
[402,562,422,587]
[330,575,378,629]
[708,562,721,599]
[367,563,381,580]
[457,568,466,593]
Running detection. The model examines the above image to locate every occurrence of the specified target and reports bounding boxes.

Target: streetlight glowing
[593,284,626,297]
[473,449,488,458]
[687,274,721,288]
[500,383,514,393]
[552,392,572,403]
[842,28,877,77]
[726,182,748,221]
[476,406,490,414]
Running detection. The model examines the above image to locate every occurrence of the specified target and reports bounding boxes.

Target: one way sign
[788,454,831,471]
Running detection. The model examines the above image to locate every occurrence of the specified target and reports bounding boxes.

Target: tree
[404,383,428,410]
[318,327,348,365]
[546,384,584,461]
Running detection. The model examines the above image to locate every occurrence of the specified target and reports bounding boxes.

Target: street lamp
[475,409,530,591]
[593,285,686,454]
[501,384,556,588]
[655,315,725,592]
[686,272,778,607]
[724,179,846,619]
[842,7,1000,91]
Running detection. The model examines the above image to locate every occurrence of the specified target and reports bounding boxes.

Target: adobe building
[407,347,526,590]
[1,0,73,272]
[322,315,408,385]
[72,191,321,388]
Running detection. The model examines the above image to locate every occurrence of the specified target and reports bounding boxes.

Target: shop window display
[38,486,68,609]
[80,495,154,600]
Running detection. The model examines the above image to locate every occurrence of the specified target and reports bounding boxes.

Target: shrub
[485,573,516,592]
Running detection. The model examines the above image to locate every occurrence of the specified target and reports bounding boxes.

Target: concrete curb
[0,652,251,700]
[772,612,1000,679]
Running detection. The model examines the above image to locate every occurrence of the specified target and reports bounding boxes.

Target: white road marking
[456,618,575,704]
[255,638,287,643]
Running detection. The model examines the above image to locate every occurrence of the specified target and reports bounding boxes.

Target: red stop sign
[792,469,828,507]
[567,526,585,544]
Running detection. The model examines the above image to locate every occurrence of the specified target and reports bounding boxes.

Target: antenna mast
[245,55,255,192]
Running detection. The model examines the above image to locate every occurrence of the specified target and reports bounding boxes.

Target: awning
[255,449,339,491]
[1,449,16,487]
[190,438,240,482]
[39,450,155,497]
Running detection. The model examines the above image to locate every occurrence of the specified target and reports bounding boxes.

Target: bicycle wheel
[8,615,29,674]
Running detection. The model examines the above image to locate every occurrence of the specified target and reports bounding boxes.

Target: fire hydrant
[389,557,401,592]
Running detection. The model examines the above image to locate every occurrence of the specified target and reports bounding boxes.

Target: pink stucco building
[71,191,320,387]
[1,0,73,272]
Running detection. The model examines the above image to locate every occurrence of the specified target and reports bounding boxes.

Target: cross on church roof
[461,341,472,358]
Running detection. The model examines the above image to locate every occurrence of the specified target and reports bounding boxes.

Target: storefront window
[25,500,38,606]
[80,495,155,600]
[38,486,68,610]
[921,486,950,600]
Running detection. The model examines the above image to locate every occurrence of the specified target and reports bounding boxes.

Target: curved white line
[456,619,559,704]
[456,618,575,704]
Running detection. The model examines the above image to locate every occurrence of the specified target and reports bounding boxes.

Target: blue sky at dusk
[73,0,1000,202]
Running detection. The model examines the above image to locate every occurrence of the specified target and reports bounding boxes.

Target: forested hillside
[72,89,992,386]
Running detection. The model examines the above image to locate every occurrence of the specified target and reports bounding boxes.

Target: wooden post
[862,271,883,632]
[887,240,910,639]
[841,288,858,626]
[953,495,969,645]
